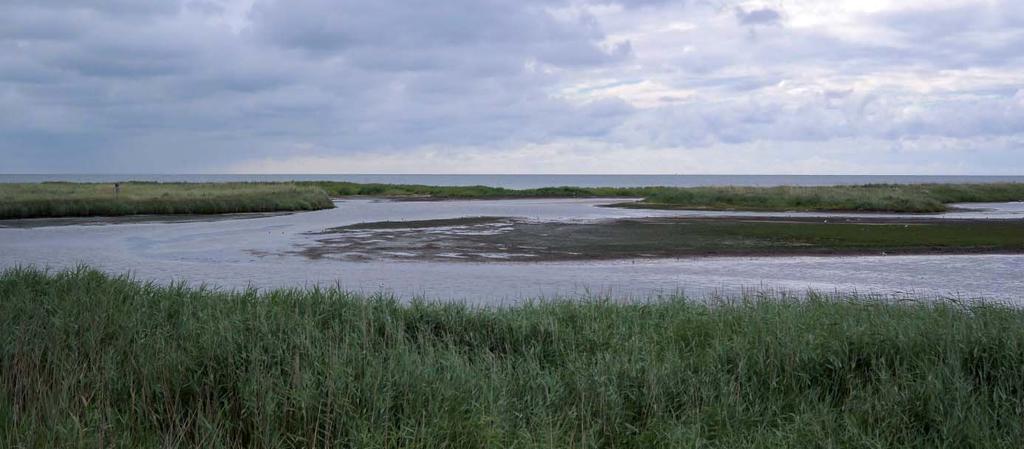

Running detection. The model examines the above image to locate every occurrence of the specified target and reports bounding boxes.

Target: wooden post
[114,182,121,199]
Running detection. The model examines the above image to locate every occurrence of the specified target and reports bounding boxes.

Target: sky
[1,0,1023,174]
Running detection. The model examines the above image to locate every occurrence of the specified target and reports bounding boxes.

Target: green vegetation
[309,217,1024,261]
[663,218,1024,254]
[302,181,1024,213]
[3,181,1022,218]
[4,267,1024,448]
[630,183,1024,213]
[301,180,647,199]
[0,182,334,219]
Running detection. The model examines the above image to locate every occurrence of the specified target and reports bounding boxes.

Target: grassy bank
[3,181,1022,217]
[629,183,1024,213]
[301,180,650,199]
[302,181,1024,213]
[0,182,334,219]
[306,216,1024,261]
[3,268,1023,448]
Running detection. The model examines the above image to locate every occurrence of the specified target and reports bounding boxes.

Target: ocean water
[2,174,1024,188]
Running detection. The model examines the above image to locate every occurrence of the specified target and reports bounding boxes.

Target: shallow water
[1,198,1021,303]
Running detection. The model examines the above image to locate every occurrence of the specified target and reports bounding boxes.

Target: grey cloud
[0,0,638,171]
[671,3,1020,78]
[185,0,227,15]
[4,0,180,16]
[870,2,1024,68]
[589,0,691,10]
[0,0,1022,173]
[0,7,89,41]
[613,85,1024,149]
[735,7,782,26]
[250,0,627,68]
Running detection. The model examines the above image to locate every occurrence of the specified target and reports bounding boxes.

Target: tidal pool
[0,198,1021,303]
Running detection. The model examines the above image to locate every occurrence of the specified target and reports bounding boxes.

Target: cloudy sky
[2,0,1023,174]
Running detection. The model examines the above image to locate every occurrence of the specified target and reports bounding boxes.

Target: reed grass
[0,182,334,219]
[3,267,1023,448]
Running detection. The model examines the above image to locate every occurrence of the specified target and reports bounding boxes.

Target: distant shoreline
[4,173,1024,189]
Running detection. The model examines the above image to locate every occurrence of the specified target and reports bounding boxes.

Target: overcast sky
[2,0,1023,174]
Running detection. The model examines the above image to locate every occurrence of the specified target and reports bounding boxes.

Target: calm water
[3,174,1024,188]
[1,198,1021,303]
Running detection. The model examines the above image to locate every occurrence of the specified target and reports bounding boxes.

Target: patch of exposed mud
[293,215,1024,262]
[299,216,539,262]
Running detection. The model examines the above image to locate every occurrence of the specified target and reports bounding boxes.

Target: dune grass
[3,267,1023,448]
[302,181,1024,213]
[0,182,335,219]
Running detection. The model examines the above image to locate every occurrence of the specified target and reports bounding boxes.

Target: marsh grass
[0,182,334,219]
[302,181,651,199]
[3,182,1023,218]
[634,183,1024,213]
[3,267,1023,448]
[303,181,1024,213]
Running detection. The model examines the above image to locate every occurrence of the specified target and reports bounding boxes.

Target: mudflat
[299,215,1024,262]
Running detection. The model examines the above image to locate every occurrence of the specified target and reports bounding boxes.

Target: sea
[2,174,1023,188]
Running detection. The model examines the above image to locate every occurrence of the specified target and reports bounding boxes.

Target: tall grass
[0,182,334,219]
[300,181,1024,213]
[3,267,1023,448]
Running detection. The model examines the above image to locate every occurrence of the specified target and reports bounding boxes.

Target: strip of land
[300,215,1024,261]
[0,182,334,219]
[300,181,1024,213]
[3,181,1023,219]
[2,267,1021,448]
